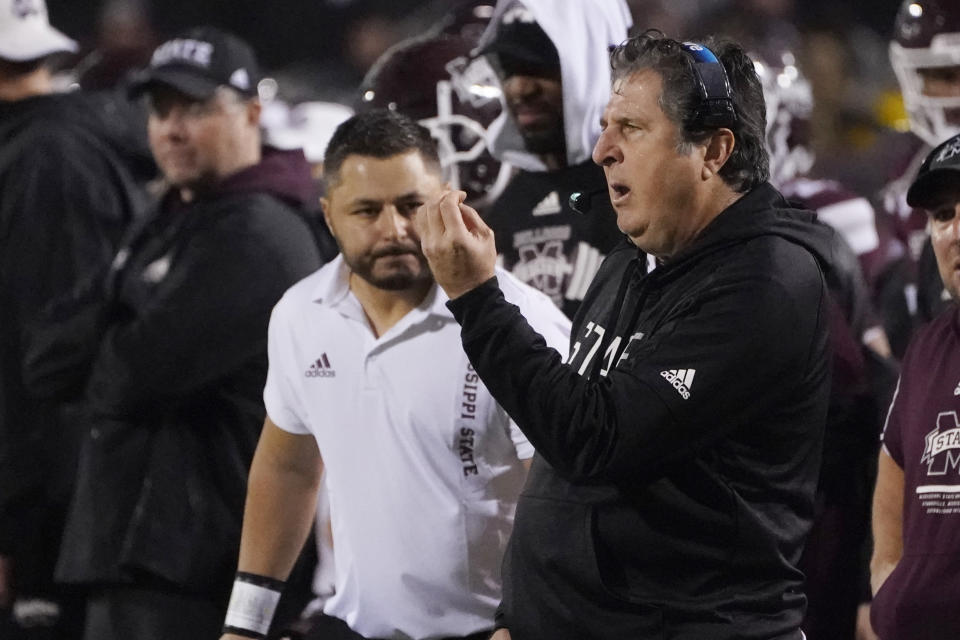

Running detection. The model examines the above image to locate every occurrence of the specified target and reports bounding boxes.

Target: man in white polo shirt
[220,109,570,640]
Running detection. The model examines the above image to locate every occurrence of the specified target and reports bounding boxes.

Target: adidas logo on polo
[660,368,695,400]
[532,191,562,216]
[305,354,336,378]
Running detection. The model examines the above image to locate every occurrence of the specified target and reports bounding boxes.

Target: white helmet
[753,49,815,187]
[889,0,960,147]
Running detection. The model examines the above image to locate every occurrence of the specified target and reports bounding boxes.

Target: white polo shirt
[264,257,571,639]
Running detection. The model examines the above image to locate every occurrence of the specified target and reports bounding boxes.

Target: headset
[569,189,603,215]
[571,41,737,215]
[679,42,737,131]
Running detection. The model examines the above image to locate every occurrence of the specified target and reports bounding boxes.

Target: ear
[320,197,336,237]
[701,129,735,180]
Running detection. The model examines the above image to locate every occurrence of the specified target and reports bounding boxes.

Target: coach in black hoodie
[21,27,325,640]
[419,31,832,640]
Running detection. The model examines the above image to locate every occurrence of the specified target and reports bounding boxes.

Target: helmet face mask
[891,0,960,147]
[423,53,513,209]
[358,33,512,209]
[754,51,815,187]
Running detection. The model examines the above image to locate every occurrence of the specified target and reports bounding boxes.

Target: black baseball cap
[479,10,559,78]
[907,132,960,210]
[128,26,261,100]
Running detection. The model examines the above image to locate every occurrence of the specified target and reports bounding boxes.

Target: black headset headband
[679,42,737,130]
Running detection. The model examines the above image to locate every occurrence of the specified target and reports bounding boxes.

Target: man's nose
[592,129,621,167]
[505,75,540,99]
[154,109,188,140]
[380,206,410,239]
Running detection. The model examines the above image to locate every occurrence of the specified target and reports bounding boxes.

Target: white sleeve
[263,297,312,435]
[497,270,573,460]
[497,269,572,356]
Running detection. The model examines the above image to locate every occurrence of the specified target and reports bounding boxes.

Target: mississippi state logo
[514,240,570,302]
[921,411,960,476]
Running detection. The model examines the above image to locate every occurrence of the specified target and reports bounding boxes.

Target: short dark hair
[323,109,441,189]
[609,29,769,193]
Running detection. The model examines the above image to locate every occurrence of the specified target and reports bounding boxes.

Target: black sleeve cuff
[445,276,504,326]
[493,599,508,631]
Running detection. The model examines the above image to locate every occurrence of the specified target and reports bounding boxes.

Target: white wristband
[223,574,283,638]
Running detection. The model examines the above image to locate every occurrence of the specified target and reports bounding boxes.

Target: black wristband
[236,571,287,592]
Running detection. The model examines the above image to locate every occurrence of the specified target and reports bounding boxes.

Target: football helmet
[357,30,511,209]
[753,49,815,187]
[436,0,497,42]
[890,0,960,146]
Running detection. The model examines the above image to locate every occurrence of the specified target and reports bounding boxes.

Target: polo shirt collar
[311,255,352,307]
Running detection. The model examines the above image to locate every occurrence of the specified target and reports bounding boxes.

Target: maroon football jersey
[874,304,960,639]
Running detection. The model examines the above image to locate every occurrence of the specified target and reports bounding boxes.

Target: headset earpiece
[679,42,737,131]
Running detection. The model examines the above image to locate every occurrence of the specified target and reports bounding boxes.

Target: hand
[490,629,512,640]
[855,603,879,640]
[415,190,497,300]
[0,554,12,608]
[221,635,249,640]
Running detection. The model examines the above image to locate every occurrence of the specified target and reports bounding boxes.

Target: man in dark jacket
[418,31,832,640]
[0,3,143,637]
[22,27,324,640]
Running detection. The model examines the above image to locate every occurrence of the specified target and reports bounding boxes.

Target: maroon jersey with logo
[873,304,960,639]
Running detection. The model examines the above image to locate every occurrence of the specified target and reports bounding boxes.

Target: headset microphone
[569,187,607,215]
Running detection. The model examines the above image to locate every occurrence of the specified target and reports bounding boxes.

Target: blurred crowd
[43,0,912,192]
[2,0,958,639]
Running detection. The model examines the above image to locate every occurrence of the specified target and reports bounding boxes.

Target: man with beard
[219,110,569,640]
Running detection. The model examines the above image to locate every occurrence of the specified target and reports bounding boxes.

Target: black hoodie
[0,91,145,591]
[448,183,834,640]
[23,148,325,596]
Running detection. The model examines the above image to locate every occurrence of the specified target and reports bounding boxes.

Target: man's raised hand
[416,189,497,299]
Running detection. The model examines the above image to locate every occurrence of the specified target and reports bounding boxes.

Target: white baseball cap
[0,0,77,62]
[262,100,355,163]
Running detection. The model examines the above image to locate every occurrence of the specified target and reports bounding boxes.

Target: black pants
[275,611,492,640]
[83,586,223,640]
